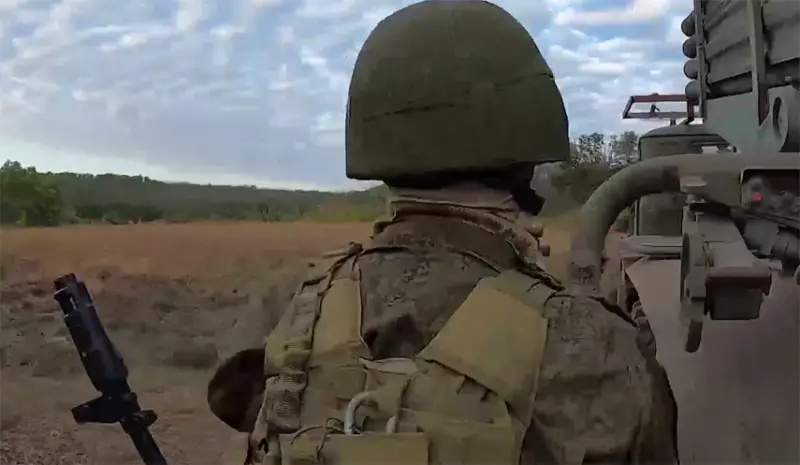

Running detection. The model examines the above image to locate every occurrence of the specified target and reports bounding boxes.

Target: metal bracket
[680,231,707,353]
[622,93,695,125]
[746,0,769,124]
[692,0,709,117]
[678,175,772,353]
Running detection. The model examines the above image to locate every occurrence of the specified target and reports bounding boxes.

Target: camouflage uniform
[207,1,678,463]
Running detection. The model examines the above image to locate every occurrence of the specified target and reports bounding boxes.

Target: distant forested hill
[1,161,388,226]
[50,171,389,223]
[1,130,641,227]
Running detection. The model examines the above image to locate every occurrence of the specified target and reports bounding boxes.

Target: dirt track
[631,260,799,464]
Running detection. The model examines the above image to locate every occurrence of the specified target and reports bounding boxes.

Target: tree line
[1,131,640,228]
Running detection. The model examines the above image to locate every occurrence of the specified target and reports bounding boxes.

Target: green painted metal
[634,125,726,236]
[344,0,570,181]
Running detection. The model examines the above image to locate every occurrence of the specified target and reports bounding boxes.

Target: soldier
[207,1,679,463]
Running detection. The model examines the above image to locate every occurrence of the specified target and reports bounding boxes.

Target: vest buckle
[344,390,398,435]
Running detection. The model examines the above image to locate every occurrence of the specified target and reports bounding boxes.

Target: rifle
[53,273,168,465]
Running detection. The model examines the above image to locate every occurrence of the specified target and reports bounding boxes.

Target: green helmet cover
[345,0,570,181]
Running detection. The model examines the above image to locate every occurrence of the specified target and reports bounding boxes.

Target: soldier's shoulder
[532,289,660,460]
[305,242,364,273]
[530,282,641,372]
[542,289,640,347]
[539,288,651,399]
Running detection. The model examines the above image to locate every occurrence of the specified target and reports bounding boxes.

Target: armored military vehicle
[569,1,799,463]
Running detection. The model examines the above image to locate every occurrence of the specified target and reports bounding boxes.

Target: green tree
[609,130,639,168]
[551,132,640,204]
[0,161,65,226]
[552,133,613,203]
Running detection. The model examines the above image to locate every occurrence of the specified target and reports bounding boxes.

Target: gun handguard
[53,273,168,465]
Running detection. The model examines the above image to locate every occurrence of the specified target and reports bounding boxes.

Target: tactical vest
[247,224,559,465]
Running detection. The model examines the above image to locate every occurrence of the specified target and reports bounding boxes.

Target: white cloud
[175,0,209,32]
[252,0,284,8]
[555,0,688,26]
[578,60,627,75]
[277,25,294,44]
[665,14,688,45]
[0,0,693,190]
[296,0,361,19]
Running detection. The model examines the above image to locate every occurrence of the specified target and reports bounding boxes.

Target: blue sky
[0,0,693,191]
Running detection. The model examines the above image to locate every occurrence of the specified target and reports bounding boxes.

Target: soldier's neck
[377,185,546,269]
[387,183,517,211]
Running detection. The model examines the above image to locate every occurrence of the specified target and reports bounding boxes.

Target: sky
[0,0,694,191]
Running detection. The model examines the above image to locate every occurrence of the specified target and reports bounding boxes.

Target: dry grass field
[0,219,577,464]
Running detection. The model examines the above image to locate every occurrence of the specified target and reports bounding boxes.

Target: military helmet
[345,0,570,181]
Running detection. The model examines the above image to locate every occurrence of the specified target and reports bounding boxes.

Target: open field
[0,219,576,464]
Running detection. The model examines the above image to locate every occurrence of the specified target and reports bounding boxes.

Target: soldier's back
[353,215,677,463]
[356,232,498,360]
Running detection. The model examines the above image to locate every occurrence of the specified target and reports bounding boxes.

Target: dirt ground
[0,222,372,465]
[0,219,574,465]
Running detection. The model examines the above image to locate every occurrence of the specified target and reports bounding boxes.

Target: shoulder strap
[307,256,370,368]
[417,270,555,423]
[265,242,363,359]
[262,242,364,433]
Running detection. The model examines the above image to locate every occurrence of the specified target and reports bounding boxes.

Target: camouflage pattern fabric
[361,193,678,464]
[208,187,679,464]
